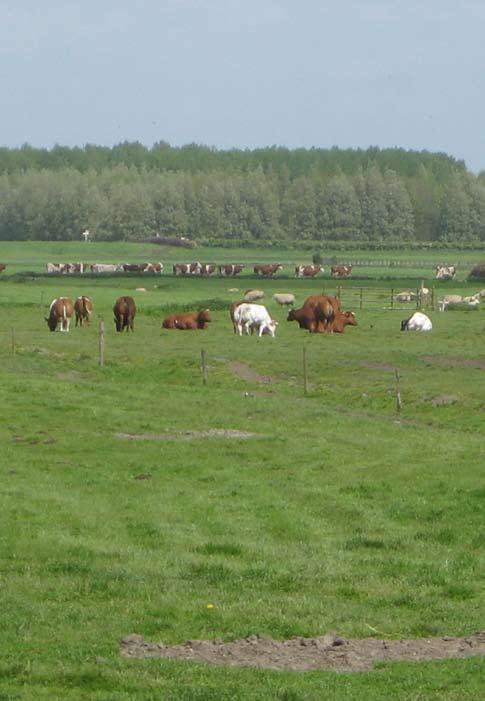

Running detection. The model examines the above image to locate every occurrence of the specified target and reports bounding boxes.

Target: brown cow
[254,263,283,277]
[123,263,146,273]
[218,264,244,276]
[45,297,74,332]
[331,264,352,278]
[295,264,323,277]
[0,263,6,274]
[327,311,358,333]
[162,309,211,330]
[287,306,318,332]
[113,296,136,332]
[287,295,343,333]
[173,262,202,275]
[74,296,93,326]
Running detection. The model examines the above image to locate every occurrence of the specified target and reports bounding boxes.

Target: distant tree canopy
[0,142,483,245]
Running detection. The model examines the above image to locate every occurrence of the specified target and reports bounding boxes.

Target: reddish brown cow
[254,263,283,277]
[45,297,74,332]
[327,311,358,333]
[218,264,244,276]
[123,263,146,273]
[113,296,136,332]
[287,306,318,332]
[287,295,344,333]
[331,264,352,278]
[295,264,323,277]
[0,263,6,274]
[200,264,216,276]
[74,296,93,326]
[162,309,211,330]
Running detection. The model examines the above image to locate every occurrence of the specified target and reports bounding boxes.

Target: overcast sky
[2,1,485,171]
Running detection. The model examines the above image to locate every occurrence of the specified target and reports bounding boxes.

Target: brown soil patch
[228,361,275,384]
[115,429,258,441]
[430,394,461,406]
[422,355,485,369]
[120,631,485,673]
[362,362,396,371]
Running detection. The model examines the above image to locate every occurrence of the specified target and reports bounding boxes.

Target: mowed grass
[0,247,484,699]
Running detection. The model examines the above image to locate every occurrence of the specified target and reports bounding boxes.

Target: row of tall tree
[0,143,484,244]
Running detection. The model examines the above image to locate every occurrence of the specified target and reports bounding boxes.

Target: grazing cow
[233,303,278,337]
[91,263,124,273]
[401,312,432,331]
[45,297,74,332]
[435,265,456,280]
[200,264,216,276]
[68,262,84,274]
[331,264,352,278]
[143,262,163,274]
[243,289,265,302]
[327,311,358,333]
[113,296,136,332]
[162,309,211,330]
[254,263,283,277]
[273,293,295,306]
[173,262,202,275]
[218,264,245,276]
[122,263,146,273]
[295,264,323,278]
[0,263,6,273]
[46,262,63,273]
[74,296,93,326]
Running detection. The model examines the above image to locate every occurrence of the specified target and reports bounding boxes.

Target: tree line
[0,143,484,245]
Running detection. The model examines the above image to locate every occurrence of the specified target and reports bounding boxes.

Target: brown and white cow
[331,264,352,278]
[162,309,211,330]
[113,296,136,332]
[200,264,216,276]
[46,262,64,273]
[173,262,202,275]
[143,262,163,273]
[254,263,283,277]
[435,265,456,280]
[218,264,245,276]
[91,263,124,273]
[74,296,93,326]
[295,264,323,278]
[123,263,146,273]
[45,297,74,332]
[65,262,84,274]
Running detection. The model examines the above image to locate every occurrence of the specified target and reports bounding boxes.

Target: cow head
[343,311,358,326]
[401,318,410,331]
[198,309,211,323]
[45,315,58,332]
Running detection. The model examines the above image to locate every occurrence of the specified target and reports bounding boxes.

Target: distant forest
[1,142,485,247]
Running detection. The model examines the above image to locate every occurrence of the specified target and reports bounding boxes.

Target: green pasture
[0,244,484,699]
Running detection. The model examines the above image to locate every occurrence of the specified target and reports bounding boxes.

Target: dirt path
[228,360,275,384]
[120,631,485,672]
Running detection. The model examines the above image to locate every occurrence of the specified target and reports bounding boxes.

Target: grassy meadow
[0,242,484,699]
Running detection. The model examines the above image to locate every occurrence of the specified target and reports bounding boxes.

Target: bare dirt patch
[362,362,396,371]
[115,429,258,441]
[120,631,485,673]
[422,355,485,369]
[228,361,275,384]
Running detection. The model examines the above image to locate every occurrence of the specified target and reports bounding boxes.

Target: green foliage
[0,145,482,245]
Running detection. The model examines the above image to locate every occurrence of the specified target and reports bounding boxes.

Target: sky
[1,1,485,172]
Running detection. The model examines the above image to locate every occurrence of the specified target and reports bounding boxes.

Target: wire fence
[322,285,435,311]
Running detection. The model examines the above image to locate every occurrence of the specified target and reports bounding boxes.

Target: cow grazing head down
[45,297,74,332]
[113,296,137,332]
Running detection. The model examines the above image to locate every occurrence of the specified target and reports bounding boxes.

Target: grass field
[0,243,484,699]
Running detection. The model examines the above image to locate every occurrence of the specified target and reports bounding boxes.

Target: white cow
[233,303,278,337]
[401,312,432,332]
[90,263,124,273]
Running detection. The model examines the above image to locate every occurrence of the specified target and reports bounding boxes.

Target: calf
[113,296,136,332]
[233,303,278,337]
[74,296,93,326]
[327,311,358,333]
[45,297,74,332]
[162,309,211,330]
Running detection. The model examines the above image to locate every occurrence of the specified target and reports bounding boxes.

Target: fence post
[11,328,15,355]
[395,368,402,415]
[359,288,363,310]
[431,287,435,311]
[302,345,308,396]
[98,319,105,367]
[201,349,208,385]
[391,288,394,309]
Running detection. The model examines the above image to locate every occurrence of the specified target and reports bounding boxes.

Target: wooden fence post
[11,328,15,355]
[395,368,402,415]
[98,319,105,367]
[359,288,363,310]
[391,288,394,309]
[201,349,208,385]
[302,345,308,396]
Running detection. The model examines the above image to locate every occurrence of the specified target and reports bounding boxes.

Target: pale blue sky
[1,1,485,171]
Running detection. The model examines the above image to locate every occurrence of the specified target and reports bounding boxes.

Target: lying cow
[45,297,74,332]
[162,309,211,330]
[113,296,136,332]
[74,296,93,326]
[233,303,278,337]
[401,312,432,331]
